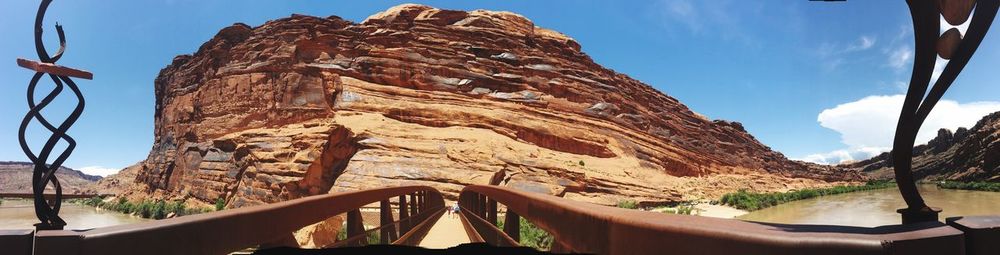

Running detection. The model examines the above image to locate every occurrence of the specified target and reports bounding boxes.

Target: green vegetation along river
[0,199,147,230]
[738,184,1000,227]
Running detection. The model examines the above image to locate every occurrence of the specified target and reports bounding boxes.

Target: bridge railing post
[419,191,426,213]
[487,198,498,226]
[379,199,396,244]
[503,210,520,244]
[487,198,498,244]
[479,194,487,219]
[409,193,418,222]
[346,209,366,247]
[472,194,481,216]
[398,195,410,235]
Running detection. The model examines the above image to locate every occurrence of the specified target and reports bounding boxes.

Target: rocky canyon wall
[128,4,864,208]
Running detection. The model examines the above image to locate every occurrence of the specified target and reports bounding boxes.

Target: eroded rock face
[846,111,1000,182]
[130,4,863,208]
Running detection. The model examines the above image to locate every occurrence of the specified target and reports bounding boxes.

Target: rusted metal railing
[459,185,966,255]
[326,190,444,248]
[9,186,443,255]
[0,193,111,199]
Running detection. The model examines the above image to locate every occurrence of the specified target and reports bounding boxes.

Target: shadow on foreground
[253,243,577,255]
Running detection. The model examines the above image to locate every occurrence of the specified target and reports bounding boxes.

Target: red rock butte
[127,4,864,209]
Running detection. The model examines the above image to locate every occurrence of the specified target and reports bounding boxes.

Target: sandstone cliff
[128,4,862,208]
[0,161,101,194]
[846,111,1000,182]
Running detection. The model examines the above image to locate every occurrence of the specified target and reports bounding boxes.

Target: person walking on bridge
[451,202,460,218]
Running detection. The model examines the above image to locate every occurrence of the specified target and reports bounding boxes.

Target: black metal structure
[16,0,93,230]
[895,0,999,223]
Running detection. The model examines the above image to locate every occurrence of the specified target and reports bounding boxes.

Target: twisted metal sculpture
[895,0,998,224]
[16,0,93,230]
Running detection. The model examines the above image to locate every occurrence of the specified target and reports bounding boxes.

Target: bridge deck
[418,211,470,248]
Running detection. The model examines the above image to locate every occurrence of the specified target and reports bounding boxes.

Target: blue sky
[2,1,999,176]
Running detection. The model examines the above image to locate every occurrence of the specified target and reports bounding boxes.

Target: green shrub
[578,160,585,166]
[497,217,553,250]
[334,225,381,244]
[938,181,1000,192]
[83,196,105,207]
[616,200,639,209]
[719,181,895,211]
[661,205,695,215]
[337,226,347,241]
[88,197,212,219]
[165,201,187,217]
[367,231,380,244]
[151,200,167,219]
[215,198,226,211]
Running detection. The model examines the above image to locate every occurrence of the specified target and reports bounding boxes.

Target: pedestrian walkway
[417,212,470,248]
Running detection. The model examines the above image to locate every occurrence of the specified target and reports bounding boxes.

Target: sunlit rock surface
[125,4,864,209]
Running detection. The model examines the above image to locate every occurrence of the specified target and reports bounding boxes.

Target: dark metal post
[471,193,479,216]
[895,0,999,224]
[346,209,366,246]
[379,200,396,244]
[503,210,520,243]
[487,199,498,226]
[398,195,410,234]
[479,194,488,218]
[419,191,426,212]
[17,0,94,231]
[409,193,418,219]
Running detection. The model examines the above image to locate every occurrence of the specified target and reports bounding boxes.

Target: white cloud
[649,0,760,46]
[859,36,876,49]
[663,0,702,33]
[823,36,877,55]
[800,95,1000,164]
[816,36,876,72]
[888,46,913,71]
[76,166,121,177]
[847,36,876,51]
[893,81,908,91]
[798,146,889,165]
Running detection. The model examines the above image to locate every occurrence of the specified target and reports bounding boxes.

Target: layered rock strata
[130,4,863,208]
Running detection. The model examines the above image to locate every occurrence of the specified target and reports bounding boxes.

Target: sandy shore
[648,203,748,219]
[694,203,748,219]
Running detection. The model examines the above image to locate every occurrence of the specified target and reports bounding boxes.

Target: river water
[0,199,147,230]
[738,185,1000,227]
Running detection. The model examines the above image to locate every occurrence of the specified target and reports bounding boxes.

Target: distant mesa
[845,111,1000,182]
[0,161,102,194]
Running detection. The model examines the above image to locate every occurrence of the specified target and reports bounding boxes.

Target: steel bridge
[0,185,997,255]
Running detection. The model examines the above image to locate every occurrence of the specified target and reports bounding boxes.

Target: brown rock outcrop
[128,4,862,208]
[84,163,141,196]
[845,111,1000,182]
